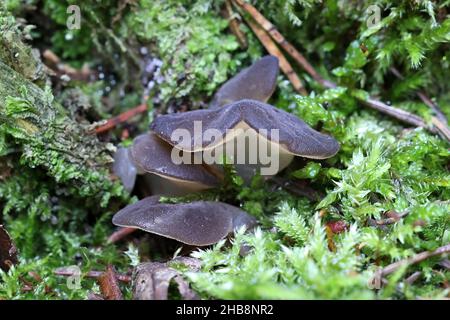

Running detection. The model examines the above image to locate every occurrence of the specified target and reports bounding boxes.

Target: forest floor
[0,0,449,300]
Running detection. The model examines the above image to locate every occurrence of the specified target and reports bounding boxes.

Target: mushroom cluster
[112,55,340,246]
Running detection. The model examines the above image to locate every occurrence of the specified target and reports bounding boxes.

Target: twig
[232,0,331,87]
[245,19,308,95]
[404,271,422,285]
[367,211,409,226]
[431,116,450,141]
[363,98,431,129]
[370,244,450,289]
[224,0,248,49]
[54,268,132,283]
[438,259,450,270]
[107,227,137,244]
[43,49,93,82]
[390,67,448,123]
[380,244,450,277]
[95,104,147,134]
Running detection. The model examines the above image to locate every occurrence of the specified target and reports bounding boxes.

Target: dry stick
[54,268,132,283]
[95,103,147,134]
[43,49,93,82]
[234,0,447,139]
[368,211,409,226]
[107,227,137,244]
[224,0,248,49]
[363,98,430,128]
[380,244,450,277]
[390,67,448,123]
[246,19,308,96]
[404,271,422,285]
[233,0,331,88]
[431,116,450,142]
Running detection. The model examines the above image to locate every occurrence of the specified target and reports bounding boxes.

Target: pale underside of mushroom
[113,132,219,195]
[112,196,257,246]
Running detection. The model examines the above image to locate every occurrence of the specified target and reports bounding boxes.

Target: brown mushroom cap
[113,147,138,192]
[130,132,218,187]
[151,99,340,159]
[209,55,279,109]
[112,196,257,246]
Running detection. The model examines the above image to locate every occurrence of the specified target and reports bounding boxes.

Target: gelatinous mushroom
[209,55,279,109]
[151,99,340,179]
[112,196,257,246]
[113,133,219,195]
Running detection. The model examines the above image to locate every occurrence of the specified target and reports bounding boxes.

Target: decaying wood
[0,55,115,185]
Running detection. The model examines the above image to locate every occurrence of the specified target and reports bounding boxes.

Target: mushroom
[113,132,219,195]
[112,196,257,246]
[113,147,137,193]
[150,99,340,180]
[113,55,280,192]
[209,55,279,109]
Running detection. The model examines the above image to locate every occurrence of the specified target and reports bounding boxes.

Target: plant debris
[0,225,18,272]
[98,265,124,300]
[0,0,448,301]
[132,257,200,300]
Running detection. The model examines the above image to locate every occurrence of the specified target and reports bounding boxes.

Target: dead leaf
[98,265,124,300]
[132,257,200,300]
[0,225,18,271]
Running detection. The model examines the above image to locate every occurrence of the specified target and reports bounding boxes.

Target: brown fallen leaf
[0,225,18,271]
[98,265,124,300]
[88,292,105,300]
[132,257,200,300]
